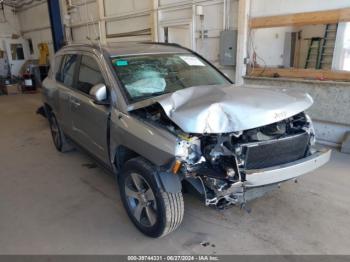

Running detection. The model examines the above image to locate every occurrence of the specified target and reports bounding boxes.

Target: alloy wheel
[124,173,158,227]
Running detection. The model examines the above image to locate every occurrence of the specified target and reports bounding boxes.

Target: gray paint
[42,43,330,193]
[109,111,177,167]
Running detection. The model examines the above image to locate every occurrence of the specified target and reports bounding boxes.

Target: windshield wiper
[134,91,169,101]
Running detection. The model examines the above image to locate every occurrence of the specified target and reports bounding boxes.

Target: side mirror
[89,83,108,105]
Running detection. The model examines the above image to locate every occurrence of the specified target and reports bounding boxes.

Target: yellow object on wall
[38,43,49,65]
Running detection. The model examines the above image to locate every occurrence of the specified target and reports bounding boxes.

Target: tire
[119,157,184,238]
[49,113,74,153]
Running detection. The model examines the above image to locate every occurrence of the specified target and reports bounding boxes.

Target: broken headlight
[175,136,204,166]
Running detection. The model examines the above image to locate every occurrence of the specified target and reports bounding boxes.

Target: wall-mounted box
[219,30,237,66]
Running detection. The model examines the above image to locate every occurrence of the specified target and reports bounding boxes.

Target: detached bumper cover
[244,148,332,188]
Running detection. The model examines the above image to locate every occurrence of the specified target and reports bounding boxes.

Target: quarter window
[77,55,105,95]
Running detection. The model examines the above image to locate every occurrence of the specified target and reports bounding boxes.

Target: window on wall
[77,55,105,95]
[248,7,350,81]
[250,24,339,70]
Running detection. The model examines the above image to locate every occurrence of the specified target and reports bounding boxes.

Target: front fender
[155,171,182,194]
[110,111,177,166]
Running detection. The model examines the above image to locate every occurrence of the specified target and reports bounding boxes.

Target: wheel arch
[114,148,182,194]
[44,102,52,112]
[113,145,140,171]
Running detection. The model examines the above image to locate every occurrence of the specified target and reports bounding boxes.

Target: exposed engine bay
[132,103,316,209]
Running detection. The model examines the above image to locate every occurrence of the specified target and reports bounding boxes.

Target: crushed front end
[132,103,331,209]
[173,112,331,209]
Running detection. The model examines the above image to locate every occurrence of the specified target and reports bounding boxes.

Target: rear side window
[77,55,105,95]
[56,54,78,88]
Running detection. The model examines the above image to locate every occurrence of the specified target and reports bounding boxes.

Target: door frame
[3,38,30,76]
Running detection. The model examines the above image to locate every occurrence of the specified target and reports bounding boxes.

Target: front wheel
[48,113,74,153]
[119,157,184,238]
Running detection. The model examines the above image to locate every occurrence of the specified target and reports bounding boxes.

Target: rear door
[69,53,110,164]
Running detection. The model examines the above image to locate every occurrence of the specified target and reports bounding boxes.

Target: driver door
[69,54,110,164]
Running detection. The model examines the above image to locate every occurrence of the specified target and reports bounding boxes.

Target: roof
[60,42,191,57]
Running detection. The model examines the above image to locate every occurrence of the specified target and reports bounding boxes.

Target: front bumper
[244,147,332,188]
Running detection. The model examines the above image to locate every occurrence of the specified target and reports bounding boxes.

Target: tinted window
[56,54,78,87]
[77,55,105,95]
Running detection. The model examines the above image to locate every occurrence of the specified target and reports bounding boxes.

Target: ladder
[318,23,338,69]
[304,37,322,69]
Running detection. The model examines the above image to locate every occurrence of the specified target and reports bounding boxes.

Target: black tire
[119,157,184,238]
[49,113,74,153]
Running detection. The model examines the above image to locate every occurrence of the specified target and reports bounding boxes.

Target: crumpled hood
[155,85,313,134]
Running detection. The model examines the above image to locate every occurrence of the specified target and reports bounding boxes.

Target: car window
[54,55,62,81]
[77,55,105,95]
[56,54,78,87]
[111,53,229,102]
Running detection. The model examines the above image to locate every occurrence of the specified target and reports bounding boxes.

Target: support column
[235,0,251,85]
[97,0,107,44]
[47,0,64,52]
[191,4,197,51]
[152,0,159,42]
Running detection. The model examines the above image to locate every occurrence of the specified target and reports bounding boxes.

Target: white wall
[0,5,22,77]
[250,26,294,67]
[68,0,100,42]
[158,0,238,80]
[17,2,54,62]
[0,5,21,50]
[60,0,238,80]
[104,0,151,42]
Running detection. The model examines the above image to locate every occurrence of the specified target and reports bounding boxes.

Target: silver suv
[42,42,331,238]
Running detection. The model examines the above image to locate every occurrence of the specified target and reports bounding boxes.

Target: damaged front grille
[243,132,310,170]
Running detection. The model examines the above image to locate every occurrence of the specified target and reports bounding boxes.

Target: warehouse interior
[0,0,350,255]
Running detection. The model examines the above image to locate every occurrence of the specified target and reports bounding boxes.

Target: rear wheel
[49,113,74,153]
[119,157,184,238]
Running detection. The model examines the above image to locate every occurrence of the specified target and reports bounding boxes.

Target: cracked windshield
[111,53,229,102]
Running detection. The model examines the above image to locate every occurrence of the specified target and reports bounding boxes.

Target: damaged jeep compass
[42,42,331,238]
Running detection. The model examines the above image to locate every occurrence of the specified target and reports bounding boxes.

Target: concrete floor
[0,93,349,255]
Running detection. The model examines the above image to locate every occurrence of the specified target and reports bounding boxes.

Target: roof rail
[60,42,100,50]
